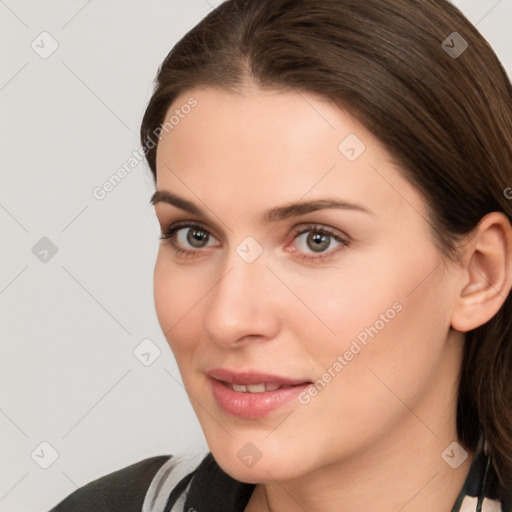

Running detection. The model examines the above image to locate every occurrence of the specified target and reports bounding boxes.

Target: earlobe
[450,212,512,333]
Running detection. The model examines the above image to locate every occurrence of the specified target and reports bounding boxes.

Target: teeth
[246,383,266,393]
[230,383,283,393]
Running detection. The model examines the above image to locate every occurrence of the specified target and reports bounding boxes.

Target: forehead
[154,87,426,223]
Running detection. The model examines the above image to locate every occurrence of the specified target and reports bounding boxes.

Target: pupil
[187,228,209,247]
[307,232,330,252]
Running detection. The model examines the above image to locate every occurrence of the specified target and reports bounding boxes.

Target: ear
[451,212,512,333]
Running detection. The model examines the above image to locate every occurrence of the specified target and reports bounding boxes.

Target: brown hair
[140,0,512,491]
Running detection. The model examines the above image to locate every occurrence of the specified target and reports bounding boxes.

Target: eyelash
[159,221,211,259]
[159,221,349,262]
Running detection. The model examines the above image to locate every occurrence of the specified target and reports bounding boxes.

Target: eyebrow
[150,190,374,223]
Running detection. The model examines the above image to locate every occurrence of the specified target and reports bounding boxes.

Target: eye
[296,231,333,252]
[290,224,348,261]
[177,226,211,248]
[160,222,220,256]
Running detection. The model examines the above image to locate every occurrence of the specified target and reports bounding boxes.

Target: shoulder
[48,454,172,512]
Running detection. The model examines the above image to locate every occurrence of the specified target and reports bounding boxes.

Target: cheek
[153,252,209,353]
[277,249,410,359]
[286,239,451,386]
[294,247,452,419]
[326,241,444,343]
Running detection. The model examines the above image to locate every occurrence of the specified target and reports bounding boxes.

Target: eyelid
[160,220,220,240]
[156,209,225,235]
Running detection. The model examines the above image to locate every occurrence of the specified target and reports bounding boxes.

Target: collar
[183,453,254,512]
[451,437,511,512]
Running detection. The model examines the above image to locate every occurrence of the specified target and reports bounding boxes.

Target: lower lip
[210,378,311,419]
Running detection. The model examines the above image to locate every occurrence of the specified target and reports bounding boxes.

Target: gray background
[0,1,511,510]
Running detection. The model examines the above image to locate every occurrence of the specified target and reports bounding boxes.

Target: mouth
[207,368,312,419]
[226,382,297,393]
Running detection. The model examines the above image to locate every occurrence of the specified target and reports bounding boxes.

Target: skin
[151,85,512,512]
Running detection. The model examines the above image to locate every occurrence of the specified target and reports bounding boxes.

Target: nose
[202,254,281,348]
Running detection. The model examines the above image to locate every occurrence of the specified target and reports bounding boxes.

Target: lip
[208,368,309,386]
[207,368,312,419]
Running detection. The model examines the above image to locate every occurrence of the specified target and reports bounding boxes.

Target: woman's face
[152,86,464,483]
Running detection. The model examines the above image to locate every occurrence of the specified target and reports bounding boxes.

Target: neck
[250,422,473,512]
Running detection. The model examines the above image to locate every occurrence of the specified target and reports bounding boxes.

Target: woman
[49,0,512,510]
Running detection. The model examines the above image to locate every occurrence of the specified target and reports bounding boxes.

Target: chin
[215,456,280,484]
[210,445,308,484]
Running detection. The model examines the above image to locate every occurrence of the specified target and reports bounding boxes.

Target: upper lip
[207,368,311,386]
